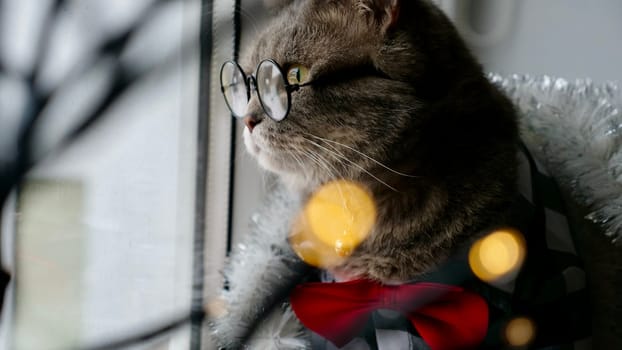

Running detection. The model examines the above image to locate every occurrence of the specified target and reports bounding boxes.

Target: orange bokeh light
[505,317,536,346]
[289,180,376,268]
[469,228,526,283]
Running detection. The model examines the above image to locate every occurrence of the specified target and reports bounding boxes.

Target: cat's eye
[286,65,309,85]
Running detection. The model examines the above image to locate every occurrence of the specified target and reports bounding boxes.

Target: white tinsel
[246,306,309,350]
[208,182,310,349]
[492,74,622,244]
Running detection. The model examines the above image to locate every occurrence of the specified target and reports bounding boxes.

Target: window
[0,0,210,348]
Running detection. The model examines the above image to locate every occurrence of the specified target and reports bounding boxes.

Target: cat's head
[234,0,494,192]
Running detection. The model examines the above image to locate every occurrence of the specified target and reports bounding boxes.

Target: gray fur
[241,0,518,282]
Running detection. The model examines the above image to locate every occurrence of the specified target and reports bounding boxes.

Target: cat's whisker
[289,150,306,172]
[300,149,350,206]
[291,146,325,175]
[237,8,263,38]
[300,148,342,182]
[286,148,311,176]
[303,138,399,192]
[307,140,348,179]
[305,133,420,178]
[299,140,349,181]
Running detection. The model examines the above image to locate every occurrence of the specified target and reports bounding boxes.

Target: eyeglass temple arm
[286,81,312,93]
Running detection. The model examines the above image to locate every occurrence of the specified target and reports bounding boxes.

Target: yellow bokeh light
[289,212,344,268]
[289,180,376,268]
[305,180,376,251]
[469,228,526,282]
[505,317,536,346]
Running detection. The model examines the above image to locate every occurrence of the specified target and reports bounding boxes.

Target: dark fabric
[310,144,591,350]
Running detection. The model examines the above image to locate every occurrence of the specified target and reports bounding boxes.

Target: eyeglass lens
[256,60,289,121]
[221,61,248,117]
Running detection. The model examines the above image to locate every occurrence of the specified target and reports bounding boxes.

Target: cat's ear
[355,0,401,32]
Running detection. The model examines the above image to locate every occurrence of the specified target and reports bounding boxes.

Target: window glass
[0,0,201,348]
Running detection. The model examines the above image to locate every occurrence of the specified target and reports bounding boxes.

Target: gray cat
[210,0,589,349]
[239,0,517,282]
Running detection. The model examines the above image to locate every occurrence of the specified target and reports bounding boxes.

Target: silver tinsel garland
[493,74,622,244]
[208,75,622,349]
[208,183,311,349]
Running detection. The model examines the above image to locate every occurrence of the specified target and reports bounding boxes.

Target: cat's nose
[244,114,263,133]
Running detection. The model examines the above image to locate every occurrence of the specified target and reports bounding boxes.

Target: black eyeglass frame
[220,59,312,122]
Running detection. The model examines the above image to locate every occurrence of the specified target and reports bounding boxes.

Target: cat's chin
[244,129,279,172]
[243,128,307,188]
[242,127,261,156]
[257,159,317,193]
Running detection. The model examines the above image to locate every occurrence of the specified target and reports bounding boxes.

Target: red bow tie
[290,279,489,350]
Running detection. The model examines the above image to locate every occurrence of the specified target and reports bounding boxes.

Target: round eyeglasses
[220,59,311,122]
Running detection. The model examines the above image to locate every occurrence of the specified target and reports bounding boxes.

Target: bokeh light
[505,317,536,347]
[289,180,376,268]
[469,228,526,283]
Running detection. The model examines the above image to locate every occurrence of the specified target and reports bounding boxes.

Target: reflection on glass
[257,61,288,121]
